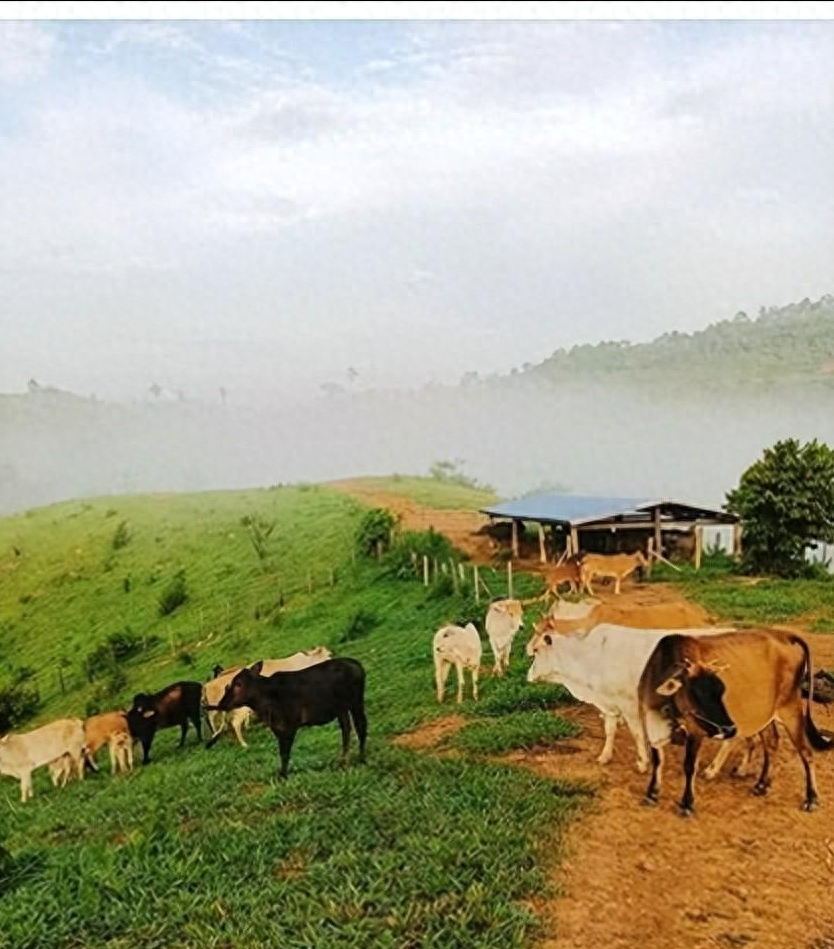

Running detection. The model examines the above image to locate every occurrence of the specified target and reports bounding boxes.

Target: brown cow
[580,551,647,595]
[640,630,834,815]
[84,711,132,774]
[541,555,585,597]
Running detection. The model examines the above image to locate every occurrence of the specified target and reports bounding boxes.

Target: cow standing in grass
[212,659,367,779]
[0,718,86,802]
[485,599,524,676]
[433,623,481,703]
[127,681,203,764]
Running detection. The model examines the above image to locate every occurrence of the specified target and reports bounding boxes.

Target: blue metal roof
[480,494,649,526]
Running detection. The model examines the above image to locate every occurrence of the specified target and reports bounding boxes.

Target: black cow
[213,658,366,779]
[127,680,203,764]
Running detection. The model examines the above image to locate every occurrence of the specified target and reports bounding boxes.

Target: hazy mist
[2,19,834,513]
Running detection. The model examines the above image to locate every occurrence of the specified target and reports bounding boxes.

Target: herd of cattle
[0,646,365,802]
[434,594,834,815]
[2,561,833,817]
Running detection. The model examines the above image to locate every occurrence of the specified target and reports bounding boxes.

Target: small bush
[355,508,398,558]
[159,569,188,616]
[83,628,147,682]
[111,520,131,551]
[0,679,41,732]
[385,528,457,579]
[177,650,196,667]
[122,576,132,593]
[339,609,378,644]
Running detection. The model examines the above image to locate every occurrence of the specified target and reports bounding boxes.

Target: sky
[1,18,833,402]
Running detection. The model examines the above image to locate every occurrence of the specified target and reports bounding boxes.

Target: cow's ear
[249,660,264,676]
[543,633,553,646]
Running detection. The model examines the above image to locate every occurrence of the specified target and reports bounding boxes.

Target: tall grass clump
[158,568,188,616]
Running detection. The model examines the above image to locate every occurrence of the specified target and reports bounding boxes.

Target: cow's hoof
[641,794,659,808]
[802,799,820,813]
[751,783,769,797]
[676,803,695,818]
[636,762,648,775]
[702,769,718,781]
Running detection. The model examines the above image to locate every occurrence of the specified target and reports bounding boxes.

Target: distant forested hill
[520,294,834,388]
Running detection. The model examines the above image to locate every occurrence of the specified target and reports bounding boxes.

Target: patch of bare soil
[328,479,497,561]
[392,714,467,751]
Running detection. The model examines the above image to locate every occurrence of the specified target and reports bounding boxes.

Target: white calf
[485,599,524,676]
[433,623,482,703]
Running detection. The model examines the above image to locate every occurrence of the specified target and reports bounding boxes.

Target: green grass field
[648,558,834,629]
[0,483,577,949]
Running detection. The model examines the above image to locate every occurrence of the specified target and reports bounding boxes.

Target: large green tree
[726,438,834,577]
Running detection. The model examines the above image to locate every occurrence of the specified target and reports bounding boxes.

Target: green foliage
[158,569,188,616]
[450,711,579,755]
[354,507,397,558]
[385,527,458,579]
[83,628,146,682]
[110,519,130,551]
[726,438,834,577]
[0,676,41,732]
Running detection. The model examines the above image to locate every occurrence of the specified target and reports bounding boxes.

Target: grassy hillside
[0,484,578,949]
[526,294,834,388]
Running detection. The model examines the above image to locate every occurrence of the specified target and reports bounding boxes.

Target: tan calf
[580,551,647,595]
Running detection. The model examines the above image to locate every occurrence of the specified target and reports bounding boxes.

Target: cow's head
[130,693,156,720]
[655,658,736,741]
[526,625,569,684]
[490,598,524,632]
[217,661,263,712]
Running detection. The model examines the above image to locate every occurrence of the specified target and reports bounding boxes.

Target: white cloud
[0,21,55,83]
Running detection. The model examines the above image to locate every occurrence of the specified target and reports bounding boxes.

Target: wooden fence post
[450,559,459,594]
[506,560,514,600]
[473,564,480,603]
[423,555,430,587]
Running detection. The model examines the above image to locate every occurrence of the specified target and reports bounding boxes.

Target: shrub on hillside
[158,569,188,616]
[428,459,493,492]
[384,527,457,579]
[0,676,41,733]
[727,438,834,577]
[354,508,398,558]
[83,627,150,682]
[111,520,131,551]
[339,609,378,644]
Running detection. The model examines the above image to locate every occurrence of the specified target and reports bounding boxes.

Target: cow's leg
[231,711,249,748]
[277,731,296,779]
[21,770,32,803]
[74,749,85,781]
[614,576,621,595]
[350,704,367,762]
[752,734,773,796]
[677,735,702,816]
[454,661,465,704]
[140,734,153,764]
[643,746,663,806]
[623,713,649,773]
[178,721,188,747]
[337,711,352,765]
[434,654,450,703]
[778,702,819,811]
[190,709,202,743]
[597,712,618,765]
[703,741,732,780]
[471,664,480,702]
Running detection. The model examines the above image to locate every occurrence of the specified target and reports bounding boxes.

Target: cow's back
[0,718,85,771]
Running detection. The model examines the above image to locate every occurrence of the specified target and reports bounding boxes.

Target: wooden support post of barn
[511,519,520,560]
[570,526,579,558]
[537,523,547,564]
[507,560,514,599]
[646,537,654,577]
[653,506,662,559]
[693,525,703,571]
[473,564,480,603]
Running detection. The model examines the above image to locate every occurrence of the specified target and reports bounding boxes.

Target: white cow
[0,718,86,802]
[433,623,482,703]
[204,646,332,747]
[485,599,524,676]
[527,621,732,773]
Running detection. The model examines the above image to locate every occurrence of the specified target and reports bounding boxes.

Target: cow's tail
[83,745,99,772]
[790,634,834,752]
